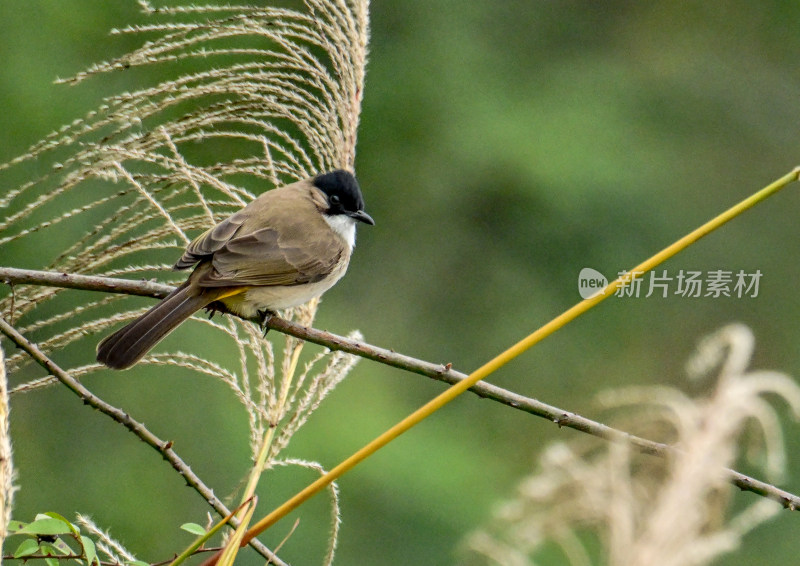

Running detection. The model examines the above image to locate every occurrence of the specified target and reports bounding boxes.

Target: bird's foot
[205,301,222,319]
[257,309,277,335]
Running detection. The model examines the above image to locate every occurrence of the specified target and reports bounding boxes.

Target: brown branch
[0,266,173,298]
[2,266,799,511]
[0,315,287,565]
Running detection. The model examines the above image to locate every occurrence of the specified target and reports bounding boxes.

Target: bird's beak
[349,210,375,225]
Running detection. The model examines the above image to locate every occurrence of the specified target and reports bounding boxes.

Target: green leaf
[180,522,207,536]
[7,519,25,532]
[13,538,40,558]
[38,541,67,564]
[39,541,60,556]
[50,536,74,555]
[81,535,99,566]
[17,517,73,536]
[127,561,150,566]
[43,511,80,536]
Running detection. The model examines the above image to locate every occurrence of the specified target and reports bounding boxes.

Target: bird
[96,169,374,370]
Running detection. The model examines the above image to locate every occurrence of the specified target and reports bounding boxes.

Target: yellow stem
[237,312,310,523]
[217,496,257,566]
[241,426,277,503]
[277,337,305,414]
[169,498,254,566]
[240,167,800,544]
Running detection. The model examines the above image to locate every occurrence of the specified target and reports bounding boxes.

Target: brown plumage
[96,170,373,370]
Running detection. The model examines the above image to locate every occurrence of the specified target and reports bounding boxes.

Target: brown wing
[197,226,346,287]
[174,211,247,269]
[176,180,348,288]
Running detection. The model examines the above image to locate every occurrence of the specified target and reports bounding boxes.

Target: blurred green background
[2,1,800,564]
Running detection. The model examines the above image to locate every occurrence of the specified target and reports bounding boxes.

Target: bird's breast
[220,261,349,318]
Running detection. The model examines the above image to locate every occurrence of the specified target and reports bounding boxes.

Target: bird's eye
[329,195,341,206]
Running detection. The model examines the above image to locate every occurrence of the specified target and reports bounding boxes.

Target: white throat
[324,214,357,249]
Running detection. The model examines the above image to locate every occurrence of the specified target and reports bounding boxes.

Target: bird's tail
[96,282,217,370]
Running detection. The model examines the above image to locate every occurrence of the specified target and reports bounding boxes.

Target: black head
[313,169,375,225]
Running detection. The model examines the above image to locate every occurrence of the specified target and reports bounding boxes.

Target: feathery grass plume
[465,324,800,566]
[0,346,15,556]
[272,457,343,566]
[1,0,369,378]
[0,0,369,557]
[76,514,139,564]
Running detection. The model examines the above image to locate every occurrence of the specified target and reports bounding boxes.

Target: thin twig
[0,316,287,565]
[1,266,799,510]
